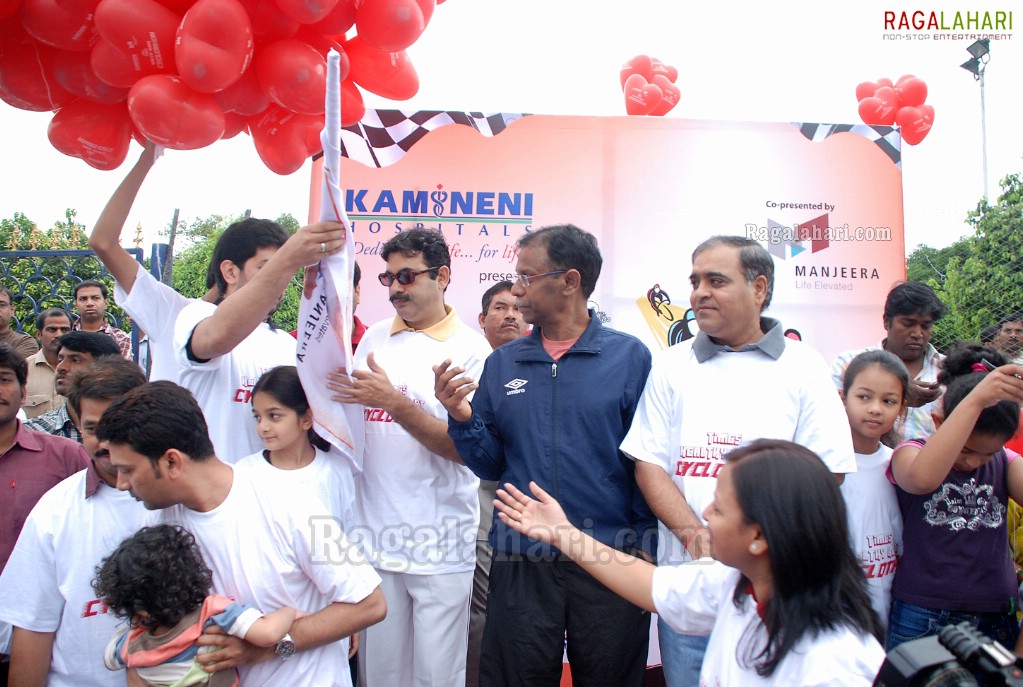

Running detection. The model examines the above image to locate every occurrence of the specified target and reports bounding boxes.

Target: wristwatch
[275,633,296,661]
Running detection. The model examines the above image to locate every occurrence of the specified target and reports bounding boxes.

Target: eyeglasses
[515,270,567,288]
[377,266,441,287]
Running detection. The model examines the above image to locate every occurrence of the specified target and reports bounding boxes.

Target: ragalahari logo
[883,10,1012,31]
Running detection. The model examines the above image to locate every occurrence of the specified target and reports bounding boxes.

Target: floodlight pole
[979,67,988,201]
[962,40,991,201]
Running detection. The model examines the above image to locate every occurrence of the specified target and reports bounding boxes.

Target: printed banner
[313,112,906,365]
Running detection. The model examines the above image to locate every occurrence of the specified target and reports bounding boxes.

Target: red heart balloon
[857,86,897,126]
[345,35,418,100]
[128,121,144,144]
[176,0,254,93]
[0,38,76,110]
[238,0,298,42]
[272,0,338,24]
[0,13,21,38]
[623,73,662,116]
[356,0,427,52]
[213,64,269,115]
[340,77,364,126]
[415,0,435,27]
[296,28,349,80]
[90,38,142,88]
[47,98,132,169]
[876,77,894,88]
[221,110,247,139]
[128,74,225,149]
[52,49,129,103]
[20,0,99,51]
[154,0,195,12]
[894,76,927,109]
[249,104,323,175]
[649,58,677,83]
[895,104,934,145]
[619,54,652,88]
[650,74,680,116]
[306,0,356,34]
[855,81,879,102]
[254,38,327,115]
[0,0,21,19]
[94,0,180,83]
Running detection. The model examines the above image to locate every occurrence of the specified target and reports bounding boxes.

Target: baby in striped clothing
[93,525,295,687]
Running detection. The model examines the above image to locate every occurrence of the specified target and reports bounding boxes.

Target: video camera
[873,622,1023,686]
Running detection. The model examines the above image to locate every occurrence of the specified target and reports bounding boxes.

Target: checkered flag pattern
[339,110,529,167]
[793,122,902,169]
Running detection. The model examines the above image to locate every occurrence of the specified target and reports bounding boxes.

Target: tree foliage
[905,239,970,286]
[1,209,90,251]
[169,212,304,331]
[1,209,305,335]
[910,174,1023,351]
[0,209,126,334]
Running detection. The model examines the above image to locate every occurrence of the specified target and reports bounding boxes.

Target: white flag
[295,49,363,472]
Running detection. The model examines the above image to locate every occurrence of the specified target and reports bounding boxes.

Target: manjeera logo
[746,211,883,290]
[746,210,893,260]
[759,213,831,260]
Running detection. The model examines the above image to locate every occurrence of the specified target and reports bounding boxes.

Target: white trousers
[358,569,473,687]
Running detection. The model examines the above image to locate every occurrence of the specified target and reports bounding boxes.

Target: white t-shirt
[353,314,490,575]
[151,465,381,687]
[174,300,297,463]
[0,469,147,687]
[621,338,856,565]
[235,447,356,534]
[114,263,191,383]
[841,444,903,630]
[651,562,885,686]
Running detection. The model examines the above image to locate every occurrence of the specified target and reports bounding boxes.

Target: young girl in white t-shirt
[236,364,356,533]
[235,365,359,664]
[244,365,330,470]
[839,350,909,633]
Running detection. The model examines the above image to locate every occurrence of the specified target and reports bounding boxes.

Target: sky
[1,0,1020,255]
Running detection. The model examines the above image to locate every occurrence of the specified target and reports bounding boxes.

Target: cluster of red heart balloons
[620,54,680,117]
[856,75,934,146]
[0,0,441,174]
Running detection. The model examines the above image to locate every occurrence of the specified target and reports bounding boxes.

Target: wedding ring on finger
[320,242,327,254]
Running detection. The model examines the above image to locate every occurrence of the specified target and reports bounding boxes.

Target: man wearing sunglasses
[435,224,656,687]
[328,228,491,687]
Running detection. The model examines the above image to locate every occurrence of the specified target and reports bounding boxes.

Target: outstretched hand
[433,358,476,422]
[494,481,571,545]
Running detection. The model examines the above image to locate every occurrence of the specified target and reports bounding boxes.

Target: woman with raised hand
[494,439,886,686]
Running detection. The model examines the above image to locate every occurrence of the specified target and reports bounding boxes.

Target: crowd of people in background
[1,145,1023,687]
